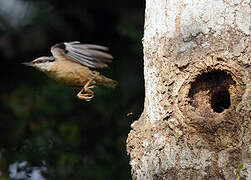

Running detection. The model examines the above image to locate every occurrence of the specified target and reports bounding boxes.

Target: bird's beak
[22,62,33,66]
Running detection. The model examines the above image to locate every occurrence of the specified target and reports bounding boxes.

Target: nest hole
[211,89,230,113]
[188,70,235,114]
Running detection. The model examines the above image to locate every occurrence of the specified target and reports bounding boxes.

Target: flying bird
[23,41,117,101]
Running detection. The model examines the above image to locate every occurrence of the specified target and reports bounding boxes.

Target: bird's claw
[77,79,96,101]
[77,93,94,101]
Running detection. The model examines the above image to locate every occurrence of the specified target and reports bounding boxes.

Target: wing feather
[50,41,113,68]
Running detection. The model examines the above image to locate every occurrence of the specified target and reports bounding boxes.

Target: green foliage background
[0,0,144,179]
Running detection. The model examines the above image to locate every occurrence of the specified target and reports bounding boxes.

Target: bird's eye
[34,60,42,63]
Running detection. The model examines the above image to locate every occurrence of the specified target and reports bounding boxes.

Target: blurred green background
[0,0,144,179]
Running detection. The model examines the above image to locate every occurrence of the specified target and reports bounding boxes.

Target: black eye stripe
[33,58,55,64]
[33,60,42,64]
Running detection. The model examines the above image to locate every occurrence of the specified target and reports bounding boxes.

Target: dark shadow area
[0,0,145,179]
[211,89,231,113]
[188,70,235,115]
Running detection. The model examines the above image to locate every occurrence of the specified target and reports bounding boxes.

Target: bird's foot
[77,79,96,101]
[77,92,94,101]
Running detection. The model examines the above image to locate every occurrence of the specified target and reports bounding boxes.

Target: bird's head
[22,56,55,72]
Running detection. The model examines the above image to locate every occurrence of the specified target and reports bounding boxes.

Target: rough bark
[127,0,250,179]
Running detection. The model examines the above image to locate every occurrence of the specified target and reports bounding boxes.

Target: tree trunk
[126,0,250,179]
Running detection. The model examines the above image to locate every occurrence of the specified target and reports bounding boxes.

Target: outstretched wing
[50,41,113,68]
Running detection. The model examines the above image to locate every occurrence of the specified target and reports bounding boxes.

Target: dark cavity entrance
[211,89,231,113]
[188,70,235,114]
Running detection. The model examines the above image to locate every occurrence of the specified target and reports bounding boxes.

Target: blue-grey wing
[50,41,113,68]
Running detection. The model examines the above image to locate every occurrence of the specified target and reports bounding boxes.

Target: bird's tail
[96,75,118,88]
